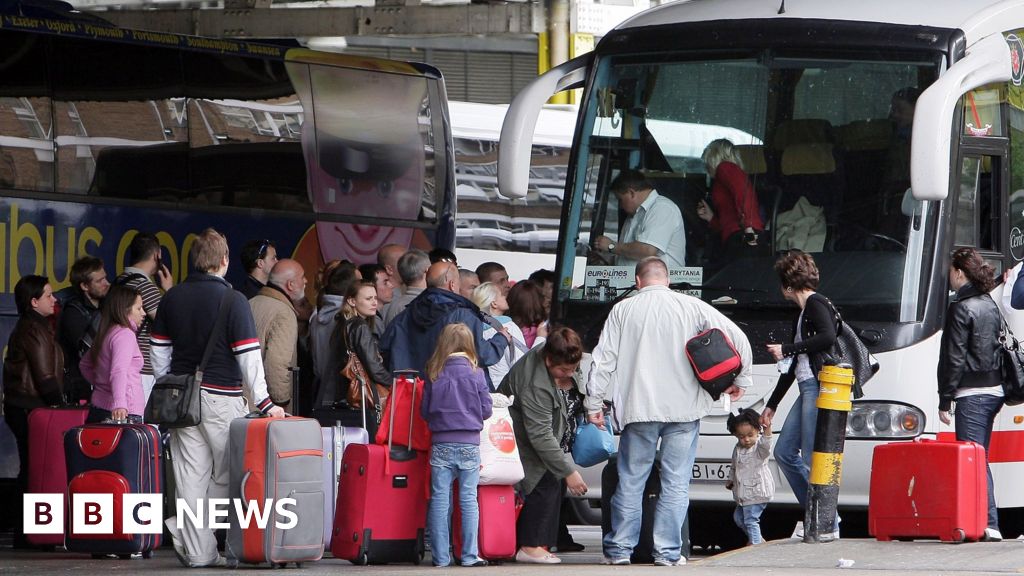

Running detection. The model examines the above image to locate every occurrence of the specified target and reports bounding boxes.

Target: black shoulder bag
[997,314,1024,406]
[821,297,878,399]
[145,290,234,427]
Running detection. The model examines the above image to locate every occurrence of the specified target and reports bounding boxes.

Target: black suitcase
[601,455,690,563]
[311,405,379,440]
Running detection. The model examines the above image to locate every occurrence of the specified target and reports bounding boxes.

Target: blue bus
[0,14,455,351]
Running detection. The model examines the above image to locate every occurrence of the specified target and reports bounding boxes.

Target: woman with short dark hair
[508,280,547,348]
[498,326,587,564]
[938,247,1003,541]
[3,274,63,549]
[761,250,839,537]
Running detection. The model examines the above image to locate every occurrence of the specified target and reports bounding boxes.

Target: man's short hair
[240,239,275,274]
[528,268,556,286]
[397,250,430,285]
[429,247,458,265]
[475,261,506,282]
[635,257,668,280]
[70,256,104,289]
[459,268,478,284]
[191,228,229,273]
[610,169,651,195]
[359,263,386,284]
[127,233,160,266]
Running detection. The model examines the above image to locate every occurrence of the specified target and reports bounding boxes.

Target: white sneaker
[983,528,1003,542]
[791,521,804,539]
[654,557,687,566]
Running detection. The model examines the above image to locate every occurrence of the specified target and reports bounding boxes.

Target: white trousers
[167,391,247,565]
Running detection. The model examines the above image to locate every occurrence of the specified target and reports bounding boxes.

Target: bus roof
[616,0,1024,46]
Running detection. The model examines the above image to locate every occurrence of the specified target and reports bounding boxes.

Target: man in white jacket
[586,257,752,566]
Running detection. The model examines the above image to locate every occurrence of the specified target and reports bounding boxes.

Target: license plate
[692,461,731,482]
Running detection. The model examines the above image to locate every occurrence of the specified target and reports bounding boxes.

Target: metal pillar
[804,363,854,543]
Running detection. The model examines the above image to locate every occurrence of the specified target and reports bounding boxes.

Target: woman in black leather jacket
[341,280,392,408]
[938,247,1003,541]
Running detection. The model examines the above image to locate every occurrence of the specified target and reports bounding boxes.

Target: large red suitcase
[26,407,88,548]
[226,414,325,568]
[332,372,427,565]
[64,423,162,557]
[869,438,987,542]
[452,484,518,561]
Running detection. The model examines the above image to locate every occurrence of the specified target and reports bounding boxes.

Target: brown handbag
[342,327,379,410]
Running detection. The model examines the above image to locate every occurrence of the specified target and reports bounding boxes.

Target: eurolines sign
[24,495,298,534]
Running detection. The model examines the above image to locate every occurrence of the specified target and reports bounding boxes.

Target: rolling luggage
[601,455,690,563]
[869,438,987,542]
[452,484,518,561]
[64,422,162,557]
[226,414,324,567]
[331,371,428,565]
[321,423,369,547]
[26,406,88,548]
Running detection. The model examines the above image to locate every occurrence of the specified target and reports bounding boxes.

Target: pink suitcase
[869,438,987,542]
[452,484,518,561]
[26,407,88,548]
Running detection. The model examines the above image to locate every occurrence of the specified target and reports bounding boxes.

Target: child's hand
[725,481,734,491]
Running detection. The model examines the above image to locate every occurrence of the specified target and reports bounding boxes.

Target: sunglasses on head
[257,239,272,259]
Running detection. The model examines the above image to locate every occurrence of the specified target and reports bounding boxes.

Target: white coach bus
[499,0,1024,546]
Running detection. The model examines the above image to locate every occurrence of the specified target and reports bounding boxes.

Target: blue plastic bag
[572,419,616,468]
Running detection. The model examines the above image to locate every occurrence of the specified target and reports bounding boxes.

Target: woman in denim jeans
[421,323,493,567]
[937,247,1004,541]
[762,250,839,538]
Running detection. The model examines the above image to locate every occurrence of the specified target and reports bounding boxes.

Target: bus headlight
[846,401,924,439]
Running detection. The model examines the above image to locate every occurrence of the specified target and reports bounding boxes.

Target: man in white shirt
[593,170,687,268]
[586,257,751,566]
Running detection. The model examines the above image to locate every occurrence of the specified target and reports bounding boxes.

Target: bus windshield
[561,49,942,326]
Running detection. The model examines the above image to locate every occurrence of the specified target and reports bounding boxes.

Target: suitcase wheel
[952,529,966,543]
[142,550,153,559]
[351,553,369,566]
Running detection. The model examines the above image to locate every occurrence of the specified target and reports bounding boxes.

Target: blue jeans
[604,421,699,564]
[427,442,482,567]
[733,503,768,544]
[775,377,839,532]
[954,394,1003,530]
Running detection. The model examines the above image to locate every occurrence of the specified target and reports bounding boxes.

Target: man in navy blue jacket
[381,261,510,387]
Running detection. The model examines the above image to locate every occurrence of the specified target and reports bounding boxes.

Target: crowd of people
[2,219,1017,564]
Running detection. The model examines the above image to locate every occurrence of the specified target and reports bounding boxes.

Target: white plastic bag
[479,393,525,485]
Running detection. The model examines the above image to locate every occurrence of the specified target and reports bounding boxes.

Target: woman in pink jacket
[80,284,146,423]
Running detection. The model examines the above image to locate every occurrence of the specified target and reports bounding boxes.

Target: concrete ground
[1,526,1022,575]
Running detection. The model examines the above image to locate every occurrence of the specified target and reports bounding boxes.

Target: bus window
[52,38,185,197]
[963,85,1004,137]
[955,154,1002,253]
[0,31,52,194]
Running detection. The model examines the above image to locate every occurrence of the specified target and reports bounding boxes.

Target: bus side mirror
[497,54,591,199]
[911,33,1011,202]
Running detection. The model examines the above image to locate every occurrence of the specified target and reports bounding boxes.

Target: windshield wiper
[668,282,768,294]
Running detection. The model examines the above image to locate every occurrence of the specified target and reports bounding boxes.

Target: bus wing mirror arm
[497,54,592,199]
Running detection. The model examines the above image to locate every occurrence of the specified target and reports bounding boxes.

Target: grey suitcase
[322,424,369,548]
[226,414,325,567]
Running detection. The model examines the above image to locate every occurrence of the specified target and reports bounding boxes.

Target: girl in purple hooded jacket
[421,323,493,568]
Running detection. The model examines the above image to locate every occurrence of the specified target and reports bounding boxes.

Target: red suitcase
[452,484,518,561]
[331,372,427,565]
[26,406,88,548]
[64,423,162,557]
[869,438,987,542]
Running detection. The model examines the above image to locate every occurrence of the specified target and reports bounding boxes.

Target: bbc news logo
[24,495,298,534]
